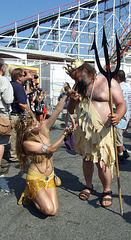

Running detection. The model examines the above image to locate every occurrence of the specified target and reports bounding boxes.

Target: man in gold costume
[65,60,126,207]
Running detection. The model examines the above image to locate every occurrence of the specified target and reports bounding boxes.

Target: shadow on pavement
[54,167,84,192]
[110,193,131,223]
[123,131,131,140]
[124,143,131,151]
[55,168,103,210]
[60,145,78,155]
[23,202,48,219]
[118,158,131,172]
[122,211,131,224]
[6,172,26,199]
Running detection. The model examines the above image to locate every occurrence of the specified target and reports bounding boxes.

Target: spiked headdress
[64,59,84,75]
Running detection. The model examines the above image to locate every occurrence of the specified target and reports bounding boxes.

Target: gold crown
[63,59,84,75]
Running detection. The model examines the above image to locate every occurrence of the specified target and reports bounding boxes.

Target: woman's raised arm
[40,94,69,133]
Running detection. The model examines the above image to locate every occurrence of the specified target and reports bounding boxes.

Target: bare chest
[87,80,109,102]
[36,132,51,146]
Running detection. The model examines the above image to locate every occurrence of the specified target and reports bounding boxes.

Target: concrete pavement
[0,118,131,240]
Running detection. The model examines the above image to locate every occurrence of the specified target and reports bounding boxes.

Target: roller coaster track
[0,0,104,37]
[0,0,130,60]
[110,22,131,64]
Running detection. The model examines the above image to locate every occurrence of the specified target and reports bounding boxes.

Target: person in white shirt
[0,59,14,174]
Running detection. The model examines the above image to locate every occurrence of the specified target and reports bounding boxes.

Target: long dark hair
[79,62,96,80]
[14,113,35,170]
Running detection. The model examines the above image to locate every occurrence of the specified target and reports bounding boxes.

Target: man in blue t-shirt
[10,68,35,162]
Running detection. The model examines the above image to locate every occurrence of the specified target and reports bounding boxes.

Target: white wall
[42,62,75,106]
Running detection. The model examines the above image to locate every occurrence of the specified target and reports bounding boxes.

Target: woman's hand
[63,127,73,137]
[69,89,80,101]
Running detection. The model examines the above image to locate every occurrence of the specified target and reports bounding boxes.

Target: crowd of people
[0,57,130,216]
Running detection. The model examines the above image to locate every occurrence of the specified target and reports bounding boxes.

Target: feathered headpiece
[63,59,84,75]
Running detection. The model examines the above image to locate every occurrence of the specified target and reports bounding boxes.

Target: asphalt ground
[0,118,131,240]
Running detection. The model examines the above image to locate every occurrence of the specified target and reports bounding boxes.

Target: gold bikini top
[24,132,50,165]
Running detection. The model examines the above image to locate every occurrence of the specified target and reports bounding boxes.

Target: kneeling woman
[15,93,71,216]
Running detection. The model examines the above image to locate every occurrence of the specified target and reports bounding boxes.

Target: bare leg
[68,113,76,128]
[33,187,58,216]
[0,145,4,165]
[0,145,8,173]
[117,145,123,154]
[79,159,94,200]
[83,159,94,189]
[96,161,112,207]
[64,113,68,127]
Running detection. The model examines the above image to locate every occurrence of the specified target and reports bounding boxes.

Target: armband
[41,144,48,153]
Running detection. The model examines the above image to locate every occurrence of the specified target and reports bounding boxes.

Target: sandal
[0,166,8,174]
[0,163,10,168]
[101,191,113,207]
[79,185,93,201]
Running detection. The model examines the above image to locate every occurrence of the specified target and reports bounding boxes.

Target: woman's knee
[40,203,58,216]
[50,206,58,216]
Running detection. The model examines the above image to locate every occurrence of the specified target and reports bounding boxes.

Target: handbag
[0,114,13,136]
[64,133,74,150]
[54,175,61,187]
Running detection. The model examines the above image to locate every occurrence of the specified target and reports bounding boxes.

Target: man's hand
[108,113,121,126]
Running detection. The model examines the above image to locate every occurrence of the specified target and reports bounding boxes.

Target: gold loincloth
[73,98,115,177]
[18,169,56,205]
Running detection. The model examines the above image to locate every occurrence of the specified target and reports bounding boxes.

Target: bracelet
[64,90,69,96]
[63,130,68,137]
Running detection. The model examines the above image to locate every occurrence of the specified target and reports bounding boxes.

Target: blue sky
[0,0,77,27]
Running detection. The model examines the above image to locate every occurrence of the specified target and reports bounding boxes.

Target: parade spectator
[7,66,16,82]
[66,60,126,207]
[30,89,37,114]
[24,70,34,108]
[114,70,130,162]
[0,59,14,173]
[9,68,35,162]
[34,89,46,126]
[124,75,131,133]
[58,82,76,129]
